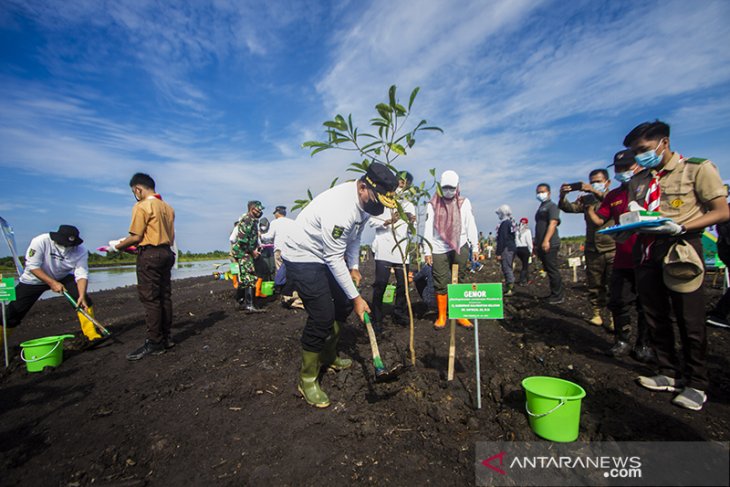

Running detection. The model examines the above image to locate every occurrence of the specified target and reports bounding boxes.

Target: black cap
[274,205,287,216]
[50,225,83,247]
[363,163,398,208]
[609,149,636,167]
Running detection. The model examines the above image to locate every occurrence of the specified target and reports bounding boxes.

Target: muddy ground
[1,256,729,486]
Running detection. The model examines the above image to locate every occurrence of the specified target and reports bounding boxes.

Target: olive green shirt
[559,195,615,254]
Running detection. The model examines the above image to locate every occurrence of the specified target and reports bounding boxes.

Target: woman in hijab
[495,204,517,296]
[423,170,479,329]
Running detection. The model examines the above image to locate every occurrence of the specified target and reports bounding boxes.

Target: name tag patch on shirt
[332,225,345,239]
[610,199,624,207]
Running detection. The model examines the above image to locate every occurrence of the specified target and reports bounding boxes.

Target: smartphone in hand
[569,182,583,191]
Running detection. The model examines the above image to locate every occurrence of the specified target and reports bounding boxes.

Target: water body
[36,259,228,299]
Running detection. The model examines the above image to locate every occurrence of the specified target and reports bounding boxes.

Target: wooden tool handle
[363,313,385,371]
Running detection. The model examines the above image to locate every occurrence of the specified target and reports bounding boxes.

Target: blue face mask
[635,140,664,169]
[615,170,633,183]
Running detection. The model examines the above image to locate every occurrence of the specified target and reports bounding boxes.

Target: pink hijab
[430,189,465,252]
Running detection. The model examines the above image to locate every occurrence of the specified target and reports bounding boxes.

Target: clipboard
[597,218,670,235]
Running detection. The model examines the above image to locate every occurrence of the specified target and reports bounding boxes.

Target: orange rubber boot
[457,318,473,328]
[434,294,447,329]
[255,278,264,298]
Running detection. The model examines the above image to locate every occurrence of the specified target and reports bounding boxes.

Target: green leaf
[421,126,444,133]
[376,103,392,120]
[323,121,348,131]
[361,140,382,151]
[310,146,330,157]
[307,189,313,200]
[301,141,328,148]
[408,87,420,110]
[388,143,406,156]
[334,114,348,131]
[389,85,397,109]
[394,103,407,116]
[348,114,353,132]
[429,168,436,177]
[330,177,339,188]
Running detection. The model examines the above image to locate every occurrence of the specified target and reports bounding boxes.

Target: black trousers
[710,240,730,318]
[537,245,563,298]
[284,260,353,353]
[6,274,92,329]
[137,245,175,343]
[515,247,530,283]
[607,267,648,345]
[636,235,707,390]
[371,260,408,326]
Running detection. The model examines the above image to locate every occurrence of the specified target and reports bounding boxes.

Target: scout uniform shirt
[129,195,175,246]
[627,153,726,225]
[282,181,367,300]
[20,233,89,285]
[369,199,416,264]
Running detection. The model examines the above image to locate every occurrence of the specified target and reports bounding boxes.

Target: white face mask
[591,181,607,192]
[442,188,457,199]
[536,192,549,202]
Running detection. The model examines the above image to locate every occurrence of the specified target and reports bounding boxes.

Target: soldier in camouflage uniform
[231,200,266,313]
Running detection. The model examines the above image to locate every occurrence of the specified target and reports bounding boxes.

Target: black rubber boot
[244,288,265,314]
[607,317,631,357]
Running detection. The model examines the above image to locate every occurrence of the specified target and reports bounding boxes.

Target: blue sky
[1,0,729,255]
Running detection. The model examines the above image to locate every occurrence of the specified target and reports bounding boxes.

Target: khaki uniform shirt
[628,153,726,226]
[129,196,175,246]
[559,196,615,253]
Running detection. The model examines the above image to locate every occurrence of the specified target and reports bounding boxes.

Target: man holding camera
[559,171,615,327]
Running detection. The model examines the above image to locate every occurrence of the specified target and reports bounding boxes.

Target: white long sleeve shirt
[423,198,478,256]
[20,233,89,285]
[515,227,534,253]
[282,181,368,300]
[261,216,296,252]
[369,200,415,264]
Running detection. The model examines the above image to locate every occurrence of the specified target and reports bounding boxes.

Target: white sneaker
[637,374,683,392]
[672,387,707,411]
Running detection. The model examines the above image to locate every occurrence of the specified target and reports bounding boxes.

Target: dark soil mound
[2,258,729,485]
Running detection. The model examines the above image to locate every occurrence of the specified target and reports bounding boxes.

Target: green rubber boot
[320,321,352,371]
[298,350,330,408]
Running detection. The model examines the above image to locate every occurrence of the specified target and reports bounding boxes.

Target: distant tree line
[0,250,230,271]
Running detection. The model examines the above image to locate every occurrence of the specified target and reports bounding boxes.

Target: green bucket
[20,334,75,373]
[382,284,396,304]
[229,262,239,275]
[260,281,275,297]
[522,376,586,442]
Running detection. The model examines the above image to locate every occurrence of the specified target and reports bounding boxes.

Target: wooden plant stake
[447,264,458,381]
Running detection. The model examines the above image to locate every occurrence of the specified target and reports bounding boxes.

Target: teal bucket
[522,376,586,442]
[20,334,75,373]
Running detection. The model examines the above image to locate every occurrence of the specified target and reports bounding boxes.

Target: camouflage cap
[248,200,264,211]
